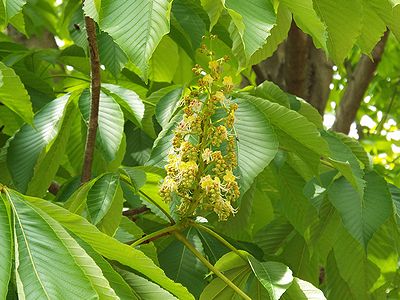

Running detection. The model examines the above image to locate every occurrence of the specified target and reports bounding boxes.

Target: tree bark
[252,21,333,115]
[81,16,101,183]
[332,31,389,134]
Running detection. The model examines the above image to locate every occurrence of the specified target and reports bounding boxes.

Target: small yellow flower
[202,148,213,163]
[223,76,233,91]
[213,91,225,102]
[200,175,214,192]
[162,176,178,192]
[223,170,236,183]
[203,74,214,84]
[208,60,219,73]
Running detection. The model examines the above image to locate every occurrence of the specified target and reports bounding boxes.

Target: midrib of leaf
[9,196,51,300]
[9,191,115,298]
[213,267,250,298]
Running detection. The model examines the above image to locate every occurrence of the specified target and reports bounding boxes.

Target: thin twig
[81,16,101,184]
[130,224,182,247]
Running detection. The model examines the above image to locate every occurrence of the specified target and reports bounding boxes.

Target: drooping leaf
[248,257,293,300]
[0,61,33,124]
[7,94,73,195]
[200,0,224,30]
[328,172,393,249]
[312,0,362,62]
[116,267,178,300]
[6,189,119,299]
[282,0,327,50]
[98,31,128,78]
[226,0,276,65]
[0,195,12,298]
[26,196,195,300]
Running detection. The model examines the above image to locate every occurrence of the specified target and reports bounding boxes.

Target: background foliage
[0,0,399,299]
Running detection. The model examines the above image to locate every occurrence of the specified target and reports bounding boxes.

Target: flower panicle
[159,36,240,221]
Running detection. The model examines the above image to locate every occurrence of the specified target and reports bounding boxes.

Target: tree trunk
[332,31,389,134]
[252,21,333,115]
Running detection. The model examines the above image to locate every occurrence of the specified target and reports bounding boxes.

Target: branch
[130,224,182,247]
[122,206,150,217]
[332,30,389,134]
[174,231,251,300]
[81,16,101,184]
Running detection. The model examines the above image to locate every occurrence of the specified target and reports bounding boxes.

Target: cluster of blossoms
[159,39,240,221]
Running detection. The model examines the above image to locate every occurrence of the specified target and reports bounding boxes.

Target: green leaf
[7,94,72,194]
[0,195,12,298]
[281,277,326,299]
[89,0,172,79]
[322,131,365,194]
[159,228,208,297]
[149,36,179,83]
[6,189,119,299]
[87,173,121,225]
[116,267,178,300]
[200,0,224,30]
[102,83,145,128]
[26,196,195,300]
[248,257,293,300]
[281,0,327,50]
[79,89,124,162]
[155,86,183,128]
[356,2,386,55]
[226,0,276,65]
[328,172,393,249]
[277,165,318,235]
[312,0,362,62]
[1,0,27,23]
[238,94,329,156]
[74,236,139,299]
[200,251,251,300]
[329,227,380,299]
[249,3,292,65]
[254,80,290,108]
[98,31,128,78]
[234,98,279,194]
[0,62,33,124]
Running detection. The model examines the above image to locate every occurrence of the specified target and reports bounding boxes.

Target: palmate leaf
[0,195,12,298]
[5,189,118,299]
[328,172,393,249]
[7,94,73,195]
[79,89,124,162]
[312,0,362,63]
[26,195,195,300]
[86,0,172,80]
[0,61,33,124]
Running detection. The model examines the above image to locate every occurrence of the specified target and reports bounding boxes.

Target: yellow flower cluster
[159,41,240,221]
